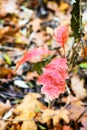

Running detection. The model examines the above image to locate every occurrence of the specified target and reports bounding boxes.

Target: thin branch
[0,113,56,122]
[76,108,87,122]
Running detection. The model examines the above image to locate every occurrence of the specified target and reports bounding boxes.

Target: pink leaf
[37,58,69,100]
[14,47,55,72]
[54,24,69,48]
[41,83,66,101]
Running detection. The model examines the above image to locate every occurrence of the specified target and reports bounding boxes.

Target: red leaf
[14,47,55,72]
[41,83,66,101]
[54,24,69,48]
[37,58,68,100]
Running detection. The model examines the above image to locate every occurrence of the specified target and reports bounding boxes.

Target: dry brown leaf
[0,0,19,17]
[5,26,20,36]
[32,31,50,47]
[13,93,45,130]
[0,27,9,40]
[53,108,69,125]
[0,120,8,130]
[47,2,59,13]
[0,100,11,117]
[71,74,87,99]
[0,67,13,78]
[37,108,69,126]
[79,114,87,129]
[26,71,39,81]
[53,123,62,130]
[68,101,86,120]
[81,46,87,57]
[0,26,20,41]
[29,18,42,32]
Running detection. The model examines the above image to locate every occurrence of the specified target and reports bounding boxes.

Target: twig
[76,108,87,122]
[0,113,56,122]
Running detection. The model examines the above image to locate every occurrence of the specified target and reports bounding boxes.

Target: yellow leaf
[21,120,37,130]
[13,93,45,130]
[0,100,11,117]
[59,2,69,11]
[37,108,69,126]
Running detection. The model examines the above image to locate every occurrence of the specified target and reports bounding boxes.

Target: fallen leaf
[0,120,8,130]
[0,67,13,78]
[0,27,9,40]
[32,31,50,47]
[81,46,87,58]
[71,74,87,99]
[0,100,11,117]
[21,120,37,130]
[37,108,69,126]
[53,123,62,130]
[29,18,42,32]
[79,114,87,129]
[26,71,39,81]
[15,32,29,44]
[0,0,19,17]
[12,93,45,130]
[68,100,86,120]
[0,26,19,41]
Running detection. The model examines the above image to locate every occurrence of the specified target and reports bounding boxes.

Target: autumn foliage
[38,58,68,100]
[14,24,69,101]
[54,24,69,48]
[14,47,54,72]
[37,24,69,100]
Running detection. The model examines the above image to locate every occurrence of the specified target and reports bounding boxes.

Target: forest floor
[0,0,87,130]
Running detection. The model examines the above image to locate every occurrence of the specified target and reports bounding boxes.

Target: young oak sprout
[14,24,69,101]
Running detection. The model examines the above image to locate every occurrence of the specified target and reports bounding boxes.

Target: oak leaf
[38,58,68,100]
[13,93,45,130]
[37,108,69,125]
